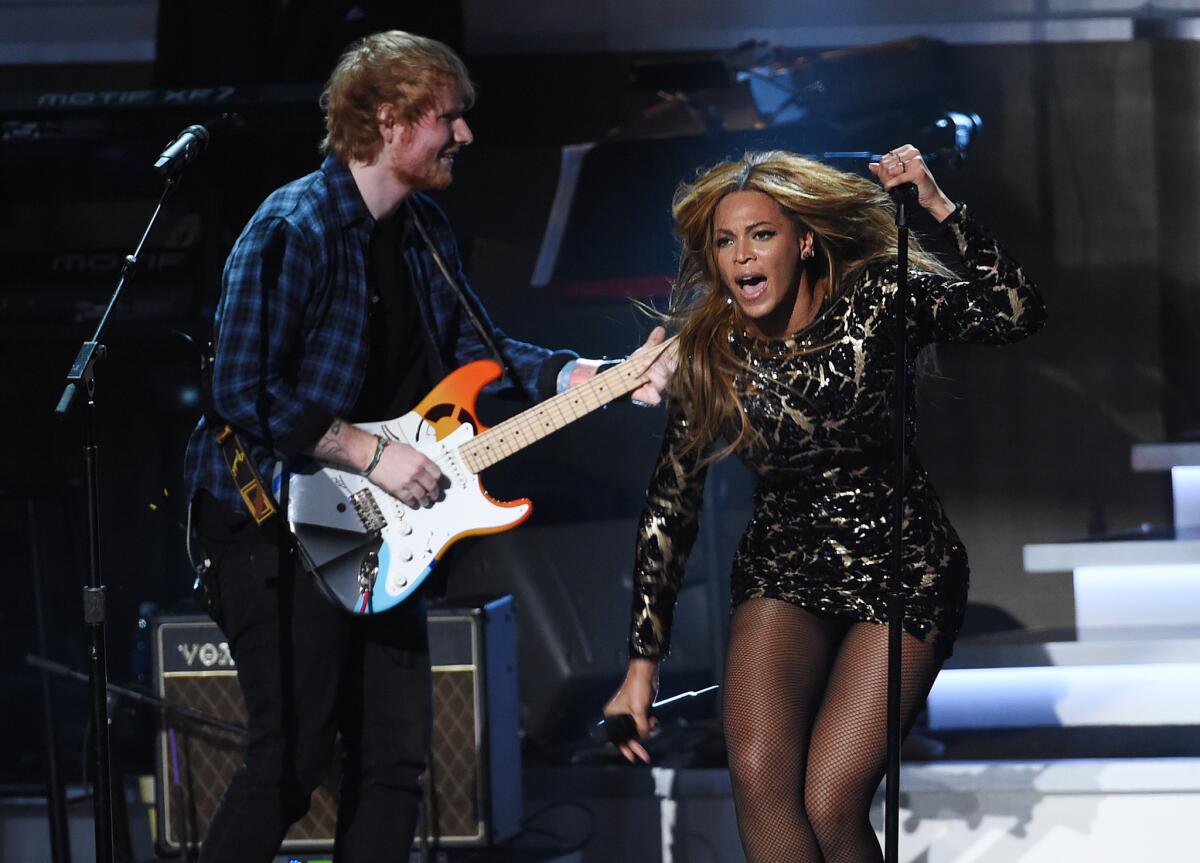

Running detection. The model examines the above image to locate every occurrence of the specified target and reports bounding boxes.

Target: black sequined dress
[629,205,1046,660]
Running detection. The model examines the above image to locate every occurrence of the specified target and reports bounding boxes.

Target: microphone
[154,124,209,176]
[919,110,983,166]
[889,182,918,205]
[590,684,720,745]
[936,111,983,156]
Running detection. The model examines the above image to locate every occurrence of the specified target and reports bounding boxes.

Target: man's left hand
[568,326,678,406]
[627,326,676,407]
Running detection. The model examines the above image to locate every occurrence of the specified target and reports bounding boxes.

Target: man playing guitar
[183,30,671,861]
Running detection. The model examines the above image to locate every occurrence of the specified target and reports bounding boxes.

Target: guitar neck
[459,337,675,473]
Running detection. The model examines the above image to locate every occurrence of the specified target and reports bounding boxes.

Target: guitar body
[287,360,531,615]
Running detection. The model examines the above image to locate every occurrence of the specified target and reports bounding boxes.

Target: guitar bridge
[349,489,387,536]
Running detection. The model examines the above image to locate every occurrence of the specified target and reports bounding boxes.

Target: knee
[349,716,429,797]
[240,736,330,819]
[803,778,842,838]
[804,773,869,847]
[276,757,327,825]
[277,785,313,825]
[349,748,425,798]
[727,736,798,806]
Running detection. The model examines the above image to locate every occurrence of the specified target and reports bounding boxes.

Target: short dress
[628,204,1047,661]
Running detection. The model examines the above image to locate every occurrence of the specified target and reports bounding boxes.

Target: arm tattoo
[312,418,351,467]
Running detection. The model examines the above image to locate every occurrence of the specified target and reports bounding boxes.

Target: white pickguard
[287,410,529,615]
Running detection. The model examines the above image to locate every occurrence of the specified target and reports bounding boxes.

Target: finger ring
[899,159,906,171]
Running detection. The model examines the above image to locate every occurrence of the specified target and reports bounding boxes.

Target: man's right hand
[367,441,443,509]
[308,418,443,509]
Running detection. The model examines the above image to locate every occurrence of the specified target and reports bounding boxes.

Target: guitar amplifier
[152,595,520,855]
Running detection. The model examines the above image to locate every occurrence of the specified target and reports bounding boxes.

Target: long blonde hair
[667,150,953,463]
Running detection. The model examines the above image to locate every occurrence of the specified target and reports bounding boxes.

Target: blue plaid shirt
[184,155,574,512]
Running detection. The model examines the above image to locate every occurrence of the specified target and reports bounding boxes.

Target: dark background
[0,6,1189,788]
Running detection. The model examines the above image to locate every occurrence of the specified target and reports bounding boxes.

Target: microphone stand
[52,171,181,863]
[26,654,247,863]
[24,654,249,738]
[25,496,71,863]
[884,181,918,863]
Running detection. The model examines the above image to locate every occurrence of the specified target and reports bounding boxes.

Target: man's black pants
[193,492,431,862]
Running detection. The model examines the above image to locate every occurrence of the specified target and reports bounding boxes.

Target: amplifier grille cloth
[424,669,480,839]
[160,667,481,850]
[161,675,338,849]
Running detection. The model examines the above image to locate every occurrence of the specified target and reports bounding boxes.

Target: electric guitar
[287,338,675,615]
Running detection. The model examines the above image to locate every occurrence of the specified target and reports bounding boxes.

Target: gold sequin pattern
[629,205,1047,660]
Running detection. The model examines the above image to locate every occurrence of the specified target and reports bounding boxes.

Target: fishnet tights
[723,598,943,863]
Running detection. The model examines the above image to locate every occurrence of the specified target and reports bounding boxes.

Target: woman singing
[603,146,1046,862]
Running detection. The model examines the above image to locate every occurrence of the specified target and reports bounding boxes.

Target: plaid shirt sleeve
[210,215,335,459]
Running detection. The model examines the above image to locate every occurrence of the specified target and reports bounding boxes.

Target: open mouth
[735,273,767,300]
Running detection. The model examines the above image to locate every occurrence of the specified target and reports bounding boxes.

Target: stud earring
[801,248,814,260]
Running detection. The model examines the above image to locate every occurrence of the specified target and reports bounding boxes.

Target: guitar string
[462,363,642,471]
[467,335,676,463]
[414,336,677,476]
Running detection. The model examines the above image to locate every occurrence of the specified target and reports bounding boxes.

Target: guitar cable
[183,498,211,590]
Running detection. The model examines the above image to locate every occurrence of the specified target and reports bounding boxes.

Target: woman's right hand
[602,658,660,763]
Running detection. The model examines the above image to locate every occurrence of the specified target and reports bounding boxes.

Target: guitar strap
[409,202,525,395]
[198,342,280,526]
[215,424,279,525]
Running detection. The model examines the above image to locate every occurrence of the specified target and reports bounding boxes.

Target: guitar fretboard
[459,339,674,473]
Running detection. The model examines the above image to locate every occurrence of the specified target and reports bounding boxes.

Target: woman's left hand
[868,144,956,223]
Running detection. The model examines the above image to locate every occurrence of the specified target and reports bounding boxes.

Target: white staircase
[929,442,1200,730]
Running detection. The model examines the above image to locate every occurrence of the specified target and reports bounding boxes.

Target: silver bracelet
[363,435,389,477]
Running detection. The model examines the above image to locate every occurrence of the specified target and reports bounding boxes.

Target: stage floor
[7,754,1200,862]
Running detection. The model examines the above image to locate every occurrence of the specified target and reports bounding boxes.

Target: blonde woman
[604,147,1046,862]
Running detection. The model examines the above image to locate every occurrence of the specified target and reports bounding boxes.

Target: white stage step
[877,758,1200,863]
[1023,533,1200,571]
[933,631,1200,728]
[1130,442,1200,471]
[1130,442,1200,529]
[928,660,1200,728]
[948,636,1200,667]
[1021,557,1200,638]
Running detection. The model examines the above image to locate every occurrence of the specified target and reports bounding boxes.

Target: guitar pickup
[349,489,387,536]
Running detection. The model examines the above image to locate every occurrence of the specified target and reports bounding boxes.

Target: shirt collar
[321,154,374,230]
